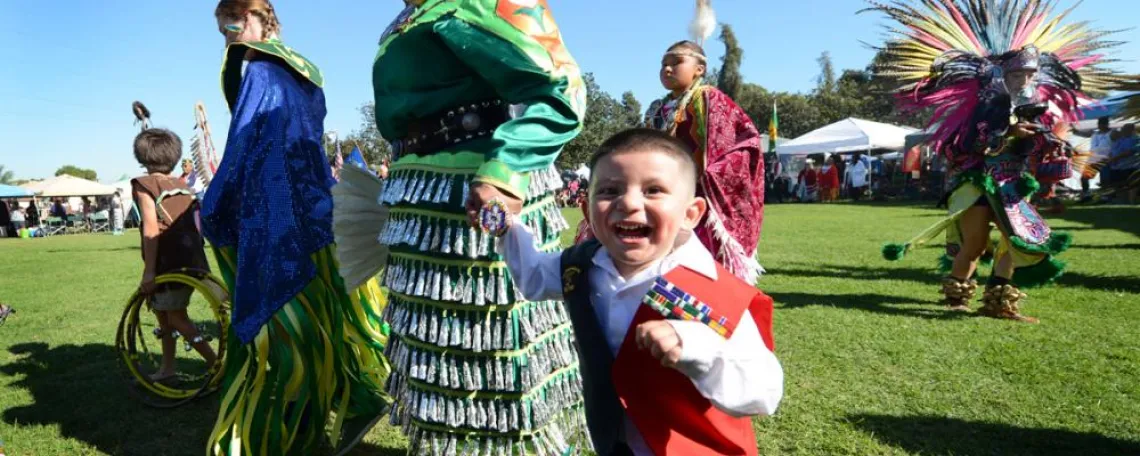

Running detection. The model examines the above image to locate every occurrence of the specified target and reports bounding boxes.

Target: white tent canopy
[21,175,118,198]
[777,118,919,156]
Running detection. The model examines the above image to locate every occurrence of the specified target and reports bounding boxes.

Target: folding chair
[90,212,110,233]
[66,215,89,234]
[43,217,66,236]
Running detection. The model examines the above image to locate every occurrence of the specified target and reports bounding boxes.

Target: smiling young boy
[496,129,783,456]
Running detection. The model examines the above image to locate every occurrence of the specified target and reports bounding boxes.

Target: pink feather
[945,2,985,54]
[1065,54,1101,71]
[910,29,953,52]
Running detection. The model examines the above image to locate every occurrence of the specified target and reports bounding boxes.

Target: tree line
[340,24,917,170]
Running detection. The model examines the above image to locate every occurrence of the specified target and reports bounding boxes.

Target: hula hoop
[115,269,230,408]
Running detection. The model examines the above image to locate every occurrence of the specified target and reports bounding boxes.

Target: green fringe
[1011,256,1066,288]
[937,254,954,274]
[882,243,909,261]
[1015,174,1041,198]
[208,246,389,456]
[1010,231,1074,256]
[1047,231,1073,254]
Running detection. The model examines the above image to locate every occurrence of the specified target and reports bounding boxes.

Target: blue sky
[2,0,1137,183]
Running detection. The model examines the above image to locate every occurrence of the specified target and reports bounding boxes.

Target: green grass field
[1,203,1138,455]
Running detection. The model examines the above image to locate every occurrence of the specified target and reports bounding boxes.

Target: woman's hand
[465,183,523,228]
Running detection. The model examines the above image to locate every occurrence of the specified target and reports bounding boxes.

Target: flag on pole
[332,145,344,181]
[346,146,368,169]
[768,101,778,153]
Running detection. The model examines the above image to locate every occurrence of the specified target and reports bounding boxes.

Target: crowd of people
[773,152,877,203]
[1,194,128,237]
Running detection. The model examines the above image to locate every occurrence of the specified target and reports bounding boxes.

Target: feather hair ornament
[131,101,151,131]
[689,0,717,46]
[862,0,1128,156]
[190,102,221,187]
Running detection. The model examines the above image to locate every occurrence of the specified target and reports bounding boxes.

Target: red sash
[611,264,774,455]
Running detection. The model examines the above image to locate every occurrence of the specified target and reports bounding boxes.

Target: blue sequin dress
[200,41,389,455]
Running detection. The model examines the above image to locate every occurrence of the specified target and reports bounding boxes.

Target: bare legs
[950,206,993,281]
[151,309,219,381]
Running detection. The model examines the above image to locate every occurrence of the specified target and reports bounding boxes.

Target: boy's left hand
[636,320,683,367]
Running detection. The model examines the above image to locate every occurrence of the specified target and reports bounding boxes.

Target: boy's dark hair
[134,128,183,174]
[588,128,698,194]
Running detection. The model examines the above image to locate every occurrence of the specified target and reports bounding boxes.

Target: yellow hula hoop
[116,269,230,404]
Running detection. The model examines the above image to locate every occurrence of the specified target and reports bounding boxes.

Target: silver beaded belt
[392,100,508,159]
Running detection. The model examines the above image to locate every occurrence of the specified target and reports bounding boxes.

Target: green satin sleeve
[434,18,581,197]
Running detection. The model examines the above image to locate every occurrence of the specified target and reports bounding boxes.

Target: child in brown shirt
[131,128,216,381]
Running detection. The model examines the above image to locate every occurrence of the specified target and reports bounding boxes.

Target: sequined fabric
[200,59,335,344]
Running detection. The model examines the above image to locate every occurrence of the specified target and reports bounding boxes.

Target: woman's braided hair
[216,0,281,39]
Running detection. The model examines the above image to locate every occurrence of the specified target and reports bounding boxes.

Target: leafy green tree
[717,24,744,100]
[338,102,392,166]
[55,165,97,181]
[620,91,643,128]
[558,73,640,169]
[0,165,14,185]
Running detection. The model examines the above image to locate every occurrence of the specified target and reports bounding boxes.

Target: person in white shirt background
[497,129,783,456]
[847,152,872,202]
[1085,116,1113,199]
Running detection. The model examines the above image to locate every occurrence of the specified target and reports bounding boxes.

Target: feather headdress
[863,0,1127,154]
[689,0,717,46]
[132,101,151,131]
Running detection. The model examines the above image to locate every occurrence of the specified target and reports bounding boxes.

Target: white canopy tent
[777,118,919,156]
[22,175,118,198]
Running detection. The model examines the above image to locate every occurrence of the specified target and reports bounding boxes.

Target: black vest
[560,239,631,456]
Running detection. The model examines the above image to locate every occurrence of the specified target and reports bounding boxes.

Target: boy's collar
[592,232,718,282]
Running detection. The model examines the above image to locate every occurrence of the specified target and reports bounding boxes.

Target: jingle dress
[370,0,589,453]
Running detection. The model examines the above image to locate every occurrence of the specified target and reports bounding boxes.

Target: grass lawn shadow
[849,413,1140,456]
[2,342,216,456]
[1055,271,1140,294]
[1071,243,1140,250]
[342,442,407,456]
[772,264,943,286]
[774,263,1140,295]
[44,246,140,253]
[769,292,970,321]
[1051,206,1140,238]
